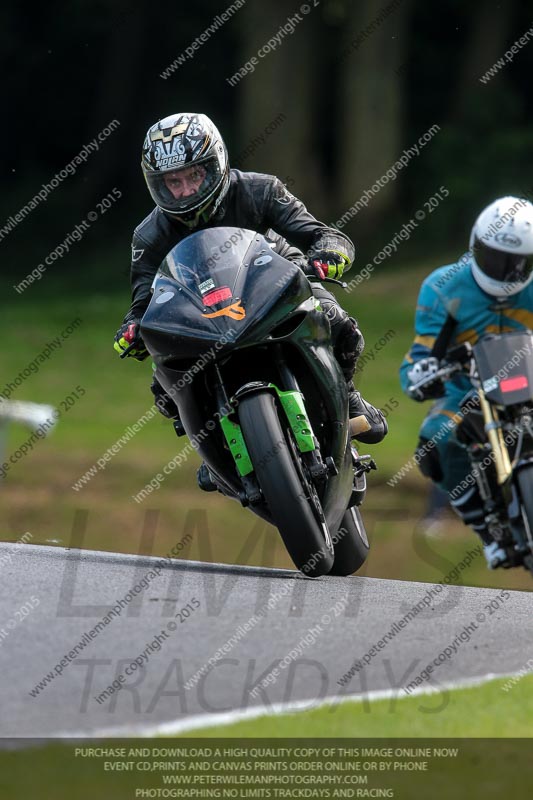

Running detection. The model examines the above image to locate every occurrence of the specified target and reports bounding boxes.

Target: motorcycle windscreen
[474,331,533,405]
[162,227,254,305]
[142,227,309,356]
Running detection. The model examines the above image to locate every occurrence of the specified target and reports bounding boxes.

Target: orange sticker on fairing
[202,301,246,321]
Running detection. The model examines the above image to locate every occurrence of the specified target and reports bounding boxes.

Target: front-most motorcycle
[140,227,373,577]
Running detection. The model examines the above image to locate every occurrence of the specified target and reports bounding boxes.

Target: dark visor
[473,237,533,284]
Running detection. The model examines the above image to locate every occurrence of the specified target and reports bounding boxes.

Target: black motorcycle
[136,227,374,577]
[413,331,533,576]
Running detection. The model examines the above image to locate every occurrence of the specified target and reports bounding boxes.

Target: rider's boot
[152,378,217,488]
[151,378,186,435]
[197,463,217,492]
[449,485,508,568]
[482,540,508,569]
[347,382,388,444]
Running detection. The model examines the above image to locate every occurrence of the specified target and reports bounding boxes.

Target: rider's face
[164,165,206,199]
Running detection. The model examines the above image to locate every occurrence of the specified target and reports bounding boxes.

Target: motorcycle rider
[400,196,533,567]
[114,113,387,488]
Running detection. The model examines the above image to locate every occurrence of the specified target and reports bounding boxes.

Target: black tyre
[516,466,533,576]
[329,506,370,576]
[238,391,334,577]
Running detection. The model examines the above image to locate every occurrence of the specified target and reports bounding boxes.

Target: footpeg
[353,452,377,477]
[348,451,377,508]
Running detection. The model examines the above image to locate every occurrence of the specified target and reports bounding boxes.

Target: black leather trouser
[310,284,364,382]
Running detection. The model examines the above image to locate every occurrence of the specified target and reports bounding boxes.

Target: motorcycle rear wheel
[238,391,334,577]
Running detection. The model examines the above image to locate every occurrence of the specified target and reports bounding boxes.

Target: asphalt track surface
[1,542,531,737]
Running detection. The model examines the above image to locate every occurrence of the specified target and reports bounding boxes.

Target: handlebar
[410,362,463,393]
[119,341,139,359]
[306,275,348,289]
[409,342,475,395]
[324,276,348,289]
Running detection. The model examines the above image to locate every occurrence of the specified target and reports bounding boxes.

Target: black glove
[407,357,445,401]
[114,321,149,361]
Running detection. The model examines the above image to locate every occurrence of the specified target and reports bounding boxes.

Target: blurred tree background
[2,0,533,589]
[2,0,532,278]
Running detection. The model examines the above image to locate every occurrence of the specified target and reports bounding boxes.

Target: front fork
[470,390,513,543]
[478,389,512,484]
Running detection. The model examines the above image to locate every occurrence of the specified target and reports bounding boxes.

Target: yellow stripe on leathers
[501,308,533,330]
[413,334,436,348]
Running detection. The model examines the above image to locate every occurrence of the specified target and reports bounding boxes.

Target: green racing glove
[113,322,149,361]
[308,250,349,280]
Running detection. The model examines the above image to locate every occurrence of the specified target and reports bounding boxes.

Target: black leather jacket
[123,169,355,323]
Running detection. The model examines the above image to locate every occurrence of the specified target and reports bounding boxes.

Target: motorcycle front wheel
[238,391,334,577]
[516,465,533,576]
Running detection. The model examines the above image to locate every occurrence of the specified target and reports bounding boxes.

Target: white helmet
[469,196,533,296]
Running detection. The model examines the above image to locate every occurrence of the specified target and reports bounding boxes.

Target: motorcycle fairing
[474,331,533,406]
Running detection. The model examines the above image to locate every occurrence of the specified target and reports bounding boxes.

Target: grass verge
[1,675,532,799]
[182,673,533,738]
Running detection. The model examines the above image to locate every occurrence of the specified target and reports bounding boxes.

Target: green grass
[185,673,533,738]
[1,676,532,799]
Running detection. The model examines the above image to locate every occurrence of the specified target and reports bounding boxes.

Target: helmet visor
[145,155,223,215]
[473,237,533,284]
